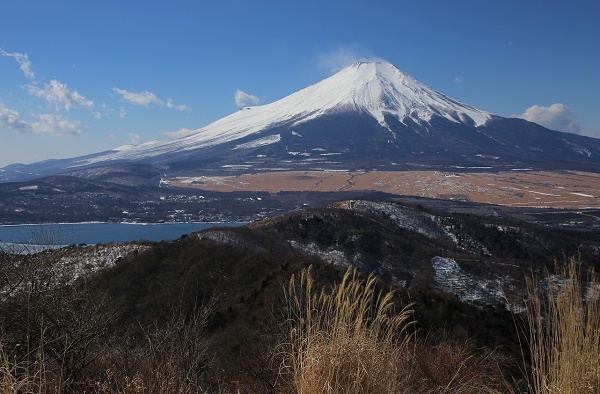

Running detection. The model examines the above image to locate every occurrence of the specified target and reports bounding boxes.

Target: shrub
[410,338,512,394]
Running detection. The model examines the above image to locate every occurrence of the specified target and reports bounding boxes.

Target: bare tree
[0,230,118,393]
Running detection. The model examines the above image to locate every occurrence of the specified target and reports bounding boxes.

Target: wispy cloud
[27,80,94,110]
[0,48,35,79]
[129,133,142,144]
[234,89,260,107]
[165,98,190,111]
[514,103,581,134]
[119,107,127,118]
[30,114,81,135]
[1,49,87,137]
[453,77,464,84]
[114,88,190,111]
[114,88,162,106]
[163,127,196,138]
[317,45,385,73]
[0,102,81,135]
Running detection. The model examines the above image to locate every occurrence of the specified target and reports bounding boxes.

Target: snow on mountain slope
[77,61,492,166]
[277,61,492,127]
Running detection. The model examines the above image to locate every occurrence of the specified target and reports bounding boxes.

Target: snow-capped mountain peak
[78,61,492,165]
[275,61,492,127]
[3,60,599,183]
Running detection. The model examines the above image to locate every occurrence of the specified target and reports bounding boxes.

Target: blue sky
[1,0,599,167]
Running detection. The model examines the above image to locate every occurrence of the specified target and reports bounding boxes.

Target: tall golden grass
[284,266,415,393]
[523,257,600,394]
[6,257,596,393]
[283,266,511,394]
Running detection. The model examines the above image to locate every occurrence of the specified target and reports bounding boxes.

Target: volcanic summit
[2,61,600,182]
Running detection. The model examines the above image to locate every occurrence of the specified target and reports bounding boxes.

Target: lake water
[0,222,244,246]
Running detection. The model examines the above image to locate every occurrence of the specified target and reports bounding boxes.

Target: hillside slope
[95,198,599,386]
[3,197,599,390]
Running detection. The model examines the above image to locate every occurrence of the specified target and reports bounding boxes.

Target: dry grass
[523,257,600,394]
[284,266,415,393]
[0,334,210,394]
[0,304,214,394]
[170,170,600,209]
[410,339,512,394]
[283,266,514,394]
[0,340,48,394]
[12,250,597,393]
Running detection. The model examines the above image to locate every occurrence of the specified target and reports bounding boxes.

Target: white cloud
[0,102,31,132]
[114,88,162,106]
[129,133,142,145]
[0,103,80,135]
[234,89,260,107]
[30,114,81,135]
[165,98,191,111]
[95,112,102,119]
[453,77,464,84]
[514,103,581,134]
[119,107,127,118]
[114,88,190,111]
[163,127,196,138]
[317,45,385,73]
[27,80,94,110]
[0,48,35,79]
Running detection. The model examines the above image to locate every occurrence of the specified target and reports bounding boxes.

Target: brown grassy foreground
[284,267,510,394]
[1,258,598,393]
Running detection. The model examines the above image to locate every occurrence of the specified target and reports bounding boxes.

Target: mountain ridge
[1,61,599,183]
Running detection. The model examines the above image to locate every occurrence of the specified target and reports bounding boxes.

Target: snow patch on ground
[570,192,595,198]
[1,244,151,297]
[334,200,491,255]
[56,244,151,280]
[341,200,446,240]
[431,256,515,306]
[199,230,263,250]
[19,185,38,191]
[289,240,350,267]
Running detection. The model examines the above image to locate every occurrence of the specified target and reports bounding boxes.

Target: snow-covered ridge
[289,239,350,267]
[77,61,493,165]
[277,61,492,127]
[1,244,150,297]
[432,256,517,307]
[234,134,281,150]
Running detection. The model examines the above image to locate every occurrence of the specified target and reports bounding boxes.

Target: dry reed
[0,340,48,394]
[284,266,414,394]
[524,257,600,394]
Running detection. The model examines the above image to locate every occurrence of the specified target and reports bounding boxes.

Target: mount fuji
[2,61,600,183]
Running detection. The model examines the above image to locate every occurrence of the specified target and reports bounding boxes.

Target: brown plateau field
[169,170,600,209]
